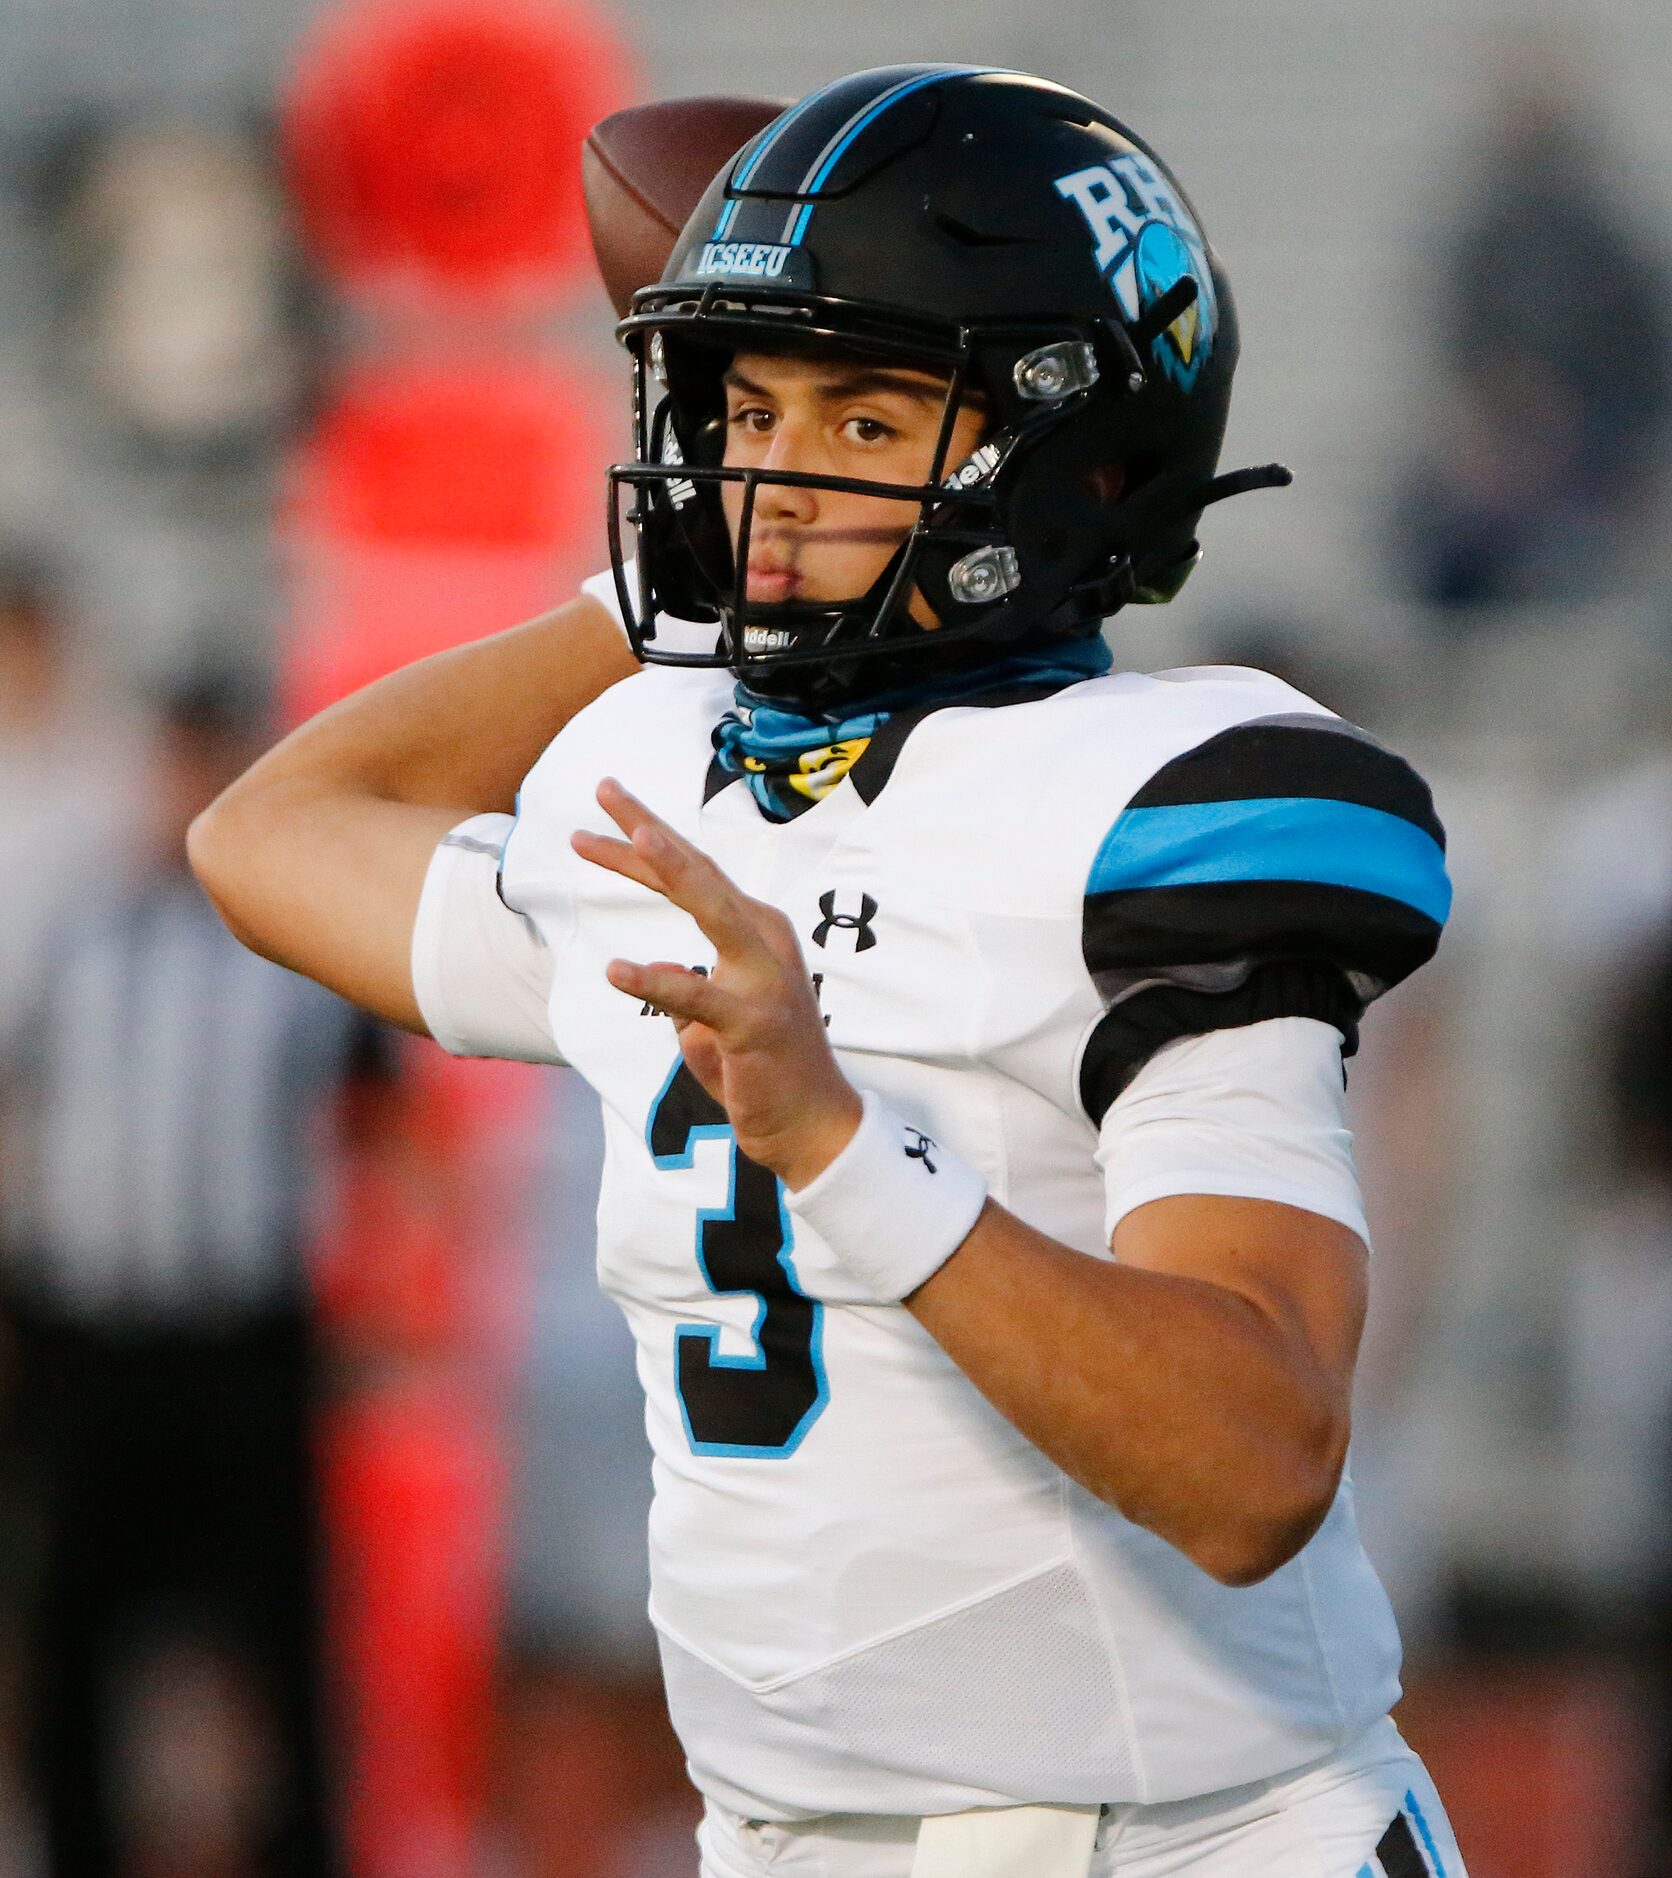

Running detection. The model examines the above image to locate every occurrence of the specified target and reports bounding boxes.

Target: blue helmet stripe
[783,66,1002,246]
[711,85,838,240]
[1088,796,1453,925]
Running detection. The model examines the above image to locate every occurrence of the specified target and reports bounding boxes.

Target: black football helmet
[608,64,1289,705]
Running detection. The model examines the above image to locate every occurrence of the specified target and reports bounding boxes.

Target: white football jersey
[422,646,1450,1820]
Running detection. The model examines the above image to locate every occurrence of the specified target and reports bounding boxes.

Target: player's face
[719,352,987,617]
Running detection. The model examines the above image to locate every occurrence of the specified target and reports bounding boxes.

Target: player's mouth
[745,560,804,602]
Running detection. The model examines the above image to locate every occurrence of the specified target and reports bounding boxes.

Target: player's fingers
[596,780,773,963]
[578,818,804,1023]
[571,825,667,895]
[605,957,735,1028]
[577,828,791,1007]
[595,775,664,842]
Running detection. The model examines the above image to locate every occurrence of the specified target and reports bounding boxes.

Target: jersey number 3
[648,1060,828,1458]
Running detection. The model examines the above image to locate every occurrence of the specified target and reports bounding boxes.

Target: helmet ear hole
[1084,463,1126,506]
[692,414,726,465]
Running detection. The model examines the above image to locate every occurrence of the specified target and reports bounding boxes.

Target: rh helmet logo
[1053,150,1218,390]
[812,891,878,952]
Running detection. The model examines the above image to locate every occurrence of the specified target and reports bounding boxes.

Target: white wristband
[786,1090,988,1304]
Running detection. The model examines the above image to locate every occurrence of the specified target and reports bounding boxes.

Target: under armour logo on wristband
[904,1129,938,1174]
[813,891,879,951]
[786,1091,986,1303]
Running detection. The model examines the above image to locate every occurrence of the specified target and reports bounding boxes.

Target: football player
[192,66,1466,1878]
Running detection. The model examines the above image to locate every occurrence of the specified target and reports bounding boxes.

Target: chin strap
[1068,459,1294,615]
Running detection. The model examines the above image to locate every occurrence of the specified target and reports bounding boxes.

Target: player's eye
[728,404,776,435]
[841,415,898,446]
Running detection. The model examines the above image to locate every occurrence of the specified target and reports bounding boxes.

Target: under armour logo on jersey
[903,1129,938,1174]
[812,891,878,951]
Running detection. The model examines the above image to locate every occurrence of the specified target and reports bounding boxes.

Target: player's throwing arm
[188,594,636,1029]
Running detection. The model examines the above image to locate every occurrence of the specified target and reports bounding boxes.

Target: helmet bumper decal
[691,241,815,291]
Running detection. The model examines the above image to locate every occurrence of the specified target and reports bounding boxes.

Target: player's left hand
[573,778,863,1189]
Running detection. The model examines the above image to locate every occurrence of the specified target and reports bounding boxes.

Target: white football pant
[697,1717,1466,1878]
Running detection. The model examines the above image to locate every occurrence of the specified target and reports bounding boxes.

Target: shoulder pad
[1078,714,1449,1118]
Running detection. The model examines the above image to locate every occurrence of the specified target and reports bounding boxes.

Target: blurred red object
[311,1047,542,1878]
[285,0,632,302]
[280,355,616,720]
[1398,1658,1653,1876]
[324,1383,504,1878]
[292,359,602,548]
[284,354,610,1871]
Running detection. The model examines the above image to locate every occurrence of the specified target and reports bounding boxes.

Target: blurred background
[0,0,1668,1873]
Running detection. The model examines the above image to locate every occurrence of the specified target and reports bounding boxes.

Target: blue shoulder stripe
[1089,796,1453,926]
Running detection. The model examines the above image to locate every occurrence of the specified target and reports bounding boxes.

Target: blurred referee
[0,672,400,1877]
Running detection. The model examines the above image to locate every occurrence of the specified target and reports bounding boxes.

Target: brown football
[582,95,787,317]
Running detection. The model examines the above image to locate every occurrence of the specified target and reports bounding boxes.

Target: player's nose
[754,428,819,523]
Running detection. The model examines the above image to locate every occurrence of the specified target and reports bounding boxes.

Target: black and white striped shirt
[2,871,385,1327]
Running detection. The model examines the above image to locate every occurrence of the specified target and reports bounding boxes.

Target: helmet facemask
[608,306,1178,707]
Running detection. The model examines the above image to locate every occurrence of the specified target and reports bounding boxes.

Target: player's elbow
[188,790,236,918]
[1184,1437,1348,1588]
[187,783,280,957]
[1192,1496,1332,1588]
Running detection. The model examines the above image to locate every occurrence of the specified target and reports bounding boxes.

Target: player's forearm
[221,594,636,816]
[905,1205,1354,1587]
[190,594,636,1024]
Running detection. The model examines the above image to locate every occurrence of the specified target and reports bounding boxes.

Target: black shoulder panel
[1125,714,1444,841]
[1079,715,1449,1120]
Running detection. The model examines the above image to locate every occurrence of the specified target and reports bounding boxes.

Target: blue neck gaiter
[712,637,1114,821]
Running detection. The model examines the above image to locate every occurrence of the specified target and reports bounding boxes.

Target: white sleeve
[580,560,722,657]
[1096,1017,1368,1244]
[410,813,566,1065]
